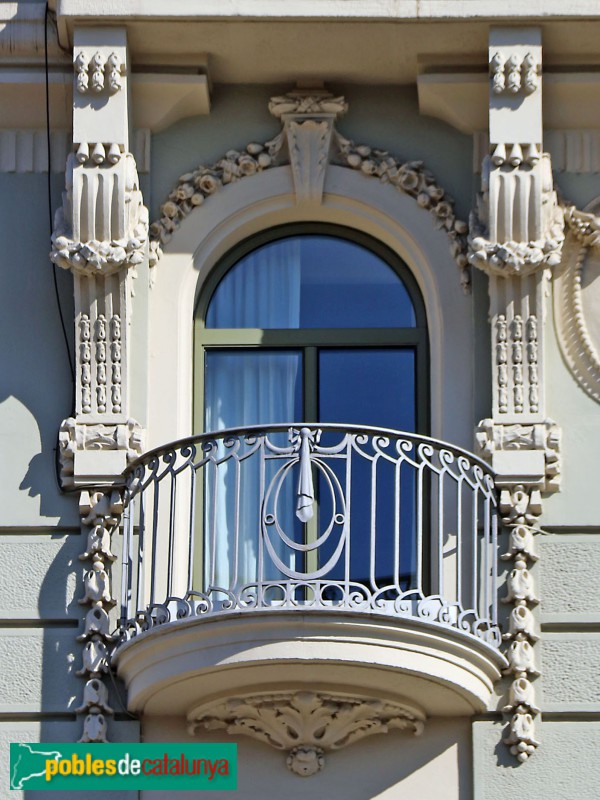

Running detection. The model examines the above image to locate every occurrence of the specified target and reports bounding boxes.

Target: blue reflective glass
[206,235,416,328]
[318,348,416,430]
[317,348,417,587]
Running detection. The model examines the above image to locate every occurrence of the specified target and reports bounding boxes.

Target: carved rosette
[499,486,541,762]
[76,489,123,743]
[188,692,425,776]
[148,89,471,289]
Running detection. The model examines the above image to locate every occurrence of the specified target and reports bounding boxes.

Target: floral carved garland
[148,100,471,289]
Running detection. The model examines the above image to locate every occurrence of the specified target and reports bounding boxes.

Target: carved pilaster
[471,27,560,430]
[188,692,425,776]
[52,26,147,488]
[471,28,560,762]
[51,26,147,745]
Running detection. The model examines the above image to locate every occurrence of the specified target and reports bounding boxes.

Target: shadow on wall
[0,174,77,527]
[140,715,473,800]
[21,530,139,800]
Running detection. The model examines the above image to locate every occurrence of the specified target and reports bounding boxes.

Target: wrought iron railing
[118,425,501,648]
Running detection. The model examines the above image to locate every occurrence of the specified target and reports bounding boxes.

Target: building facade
[2,1,600,797]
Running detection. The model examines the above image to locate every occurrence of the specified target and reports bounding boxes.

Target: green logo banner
[10,742,237,791]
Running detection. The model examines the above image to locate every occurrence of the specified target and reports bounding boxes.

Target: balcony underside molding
[113,611,506,721]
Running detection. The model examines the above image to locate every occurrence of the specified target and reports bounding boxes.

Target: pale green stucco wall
[1,81,599,798]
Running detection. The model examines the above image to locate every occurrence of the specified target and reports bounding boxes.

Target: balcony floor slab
[113,610,507,719]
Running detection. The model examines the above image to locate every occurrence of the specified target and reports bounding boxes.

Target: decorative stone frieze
[555,202,600,404]
[188,692,425,776]
[51,27,148,744]
[0,128,150,175]
[76,489,123,743]
[148,89,471,288]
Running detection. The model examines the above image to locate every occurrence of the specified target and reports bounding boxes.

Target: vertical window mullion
[304,345,318,423]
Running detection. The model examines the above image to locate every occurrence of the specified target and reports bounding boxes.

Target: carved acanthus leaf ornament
[188,691,425,776]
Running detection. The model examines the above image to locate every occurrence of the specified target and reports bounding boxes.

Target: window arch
[194,223,429,435]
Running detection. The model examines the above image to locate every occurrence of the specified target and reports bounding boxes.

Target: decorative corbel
[188,691,425,777]
[470,28,557,762]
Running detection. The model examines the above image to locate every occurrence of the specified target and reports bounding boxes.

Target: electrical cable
[45,2,76,389]
[45,3,77,492]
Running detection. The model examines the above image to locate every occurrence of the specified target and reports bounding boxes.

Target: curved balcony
[112,425,506,724]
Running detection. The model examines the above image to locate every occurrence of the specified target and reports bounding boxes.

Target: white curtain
[204,240,302,590]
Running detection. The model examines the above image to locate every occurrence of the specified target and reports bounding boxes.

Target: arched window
[195,224,428,434]
[193,224,429,593]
